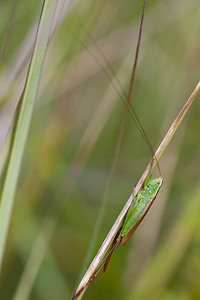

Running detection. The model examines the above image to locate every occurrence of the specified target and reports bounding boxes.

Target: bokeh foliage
[0,0,200,299]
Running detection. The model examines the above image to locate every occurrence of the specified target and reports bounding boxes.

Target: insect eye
[157,180,160,184]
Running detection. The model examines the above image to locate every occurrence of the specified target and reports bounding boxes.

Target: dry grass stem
[72,81,200,300]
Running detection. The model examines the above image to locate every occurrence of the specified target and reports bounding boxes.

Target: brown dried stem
[72,81,200,300]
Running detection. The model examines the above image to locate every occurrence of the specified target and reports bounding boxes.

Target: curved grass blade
[0,0,58,272]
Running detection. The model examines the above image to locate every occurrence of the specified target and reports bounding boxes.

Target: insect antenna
[70,0,161,177]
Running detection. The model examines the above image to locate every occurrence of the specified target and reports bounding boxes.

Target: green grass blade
[0,0,58,271]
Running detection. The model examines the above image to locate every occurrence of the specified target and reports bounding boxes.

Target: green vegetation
[0,0,199,299]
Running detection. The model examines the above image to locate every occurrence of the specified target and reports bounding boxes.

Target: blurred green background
[0,0,200,299]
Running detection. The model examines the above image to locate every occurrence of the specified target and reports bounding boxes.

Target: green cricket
[120,176,163,245]
[103,174,163,271]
